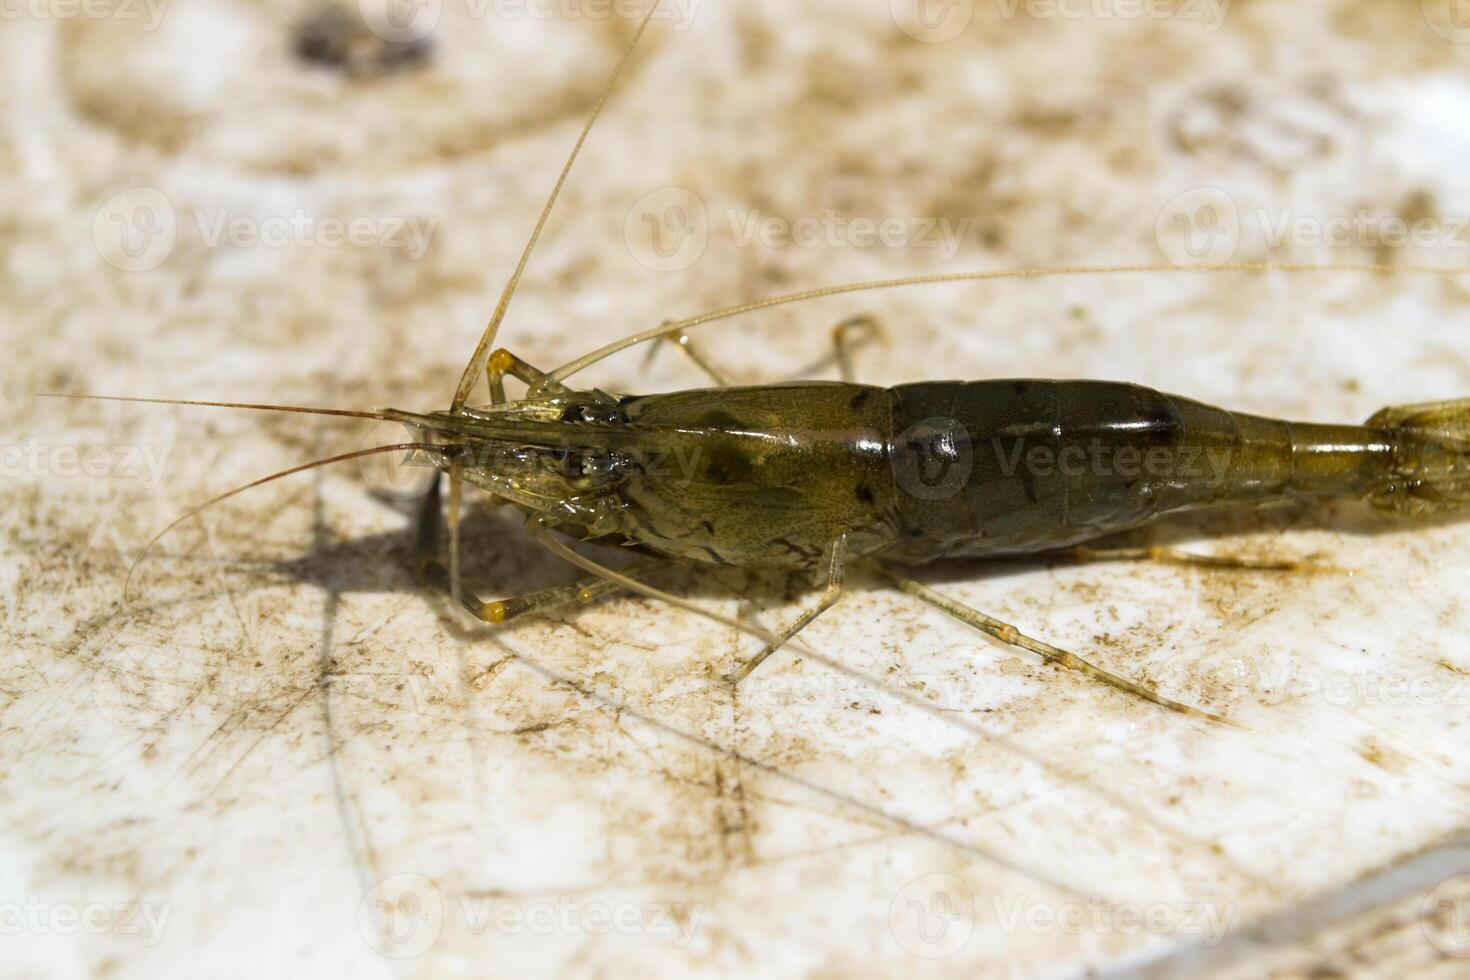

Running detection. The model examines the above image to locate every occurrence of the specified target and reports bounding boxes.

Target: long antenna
[545,260,1470,383]
[36,393,391,422]
[449,0,666,413]
[123,443,431,603]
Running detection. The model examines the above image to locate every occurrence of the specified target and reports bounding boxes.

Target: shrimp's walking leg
[450,347,565,604]
[873,565,1237,726]
[660,314,885,385]
[529,518,857,676]
[526,516,783,641]
[1067,545,1327,572]
[657,322,736,386]
[485,348,568,404]
[421,557,654,625]
[415,477,658,622]
[827,314,883,384]
[724,530,850,683]
[415,471,473,610]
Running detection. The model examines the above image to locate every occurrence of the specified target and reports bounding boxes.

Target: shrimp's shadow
[266,489,1468,619]
[268,495,807,616]
[910,497,1467,588]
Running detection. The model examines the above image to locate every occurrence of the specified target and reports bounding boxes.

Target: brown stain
[293,5,432,78]
[1163,80,1346,175]
[1356,737,1410,775]
[54,9,646,174]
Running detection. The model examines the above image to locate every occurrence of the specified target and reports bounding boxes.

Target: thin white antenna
[450,0,666,413]
[546,260,1467,383]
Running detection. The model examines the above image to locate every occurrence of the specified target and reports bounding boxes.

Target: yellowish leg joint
[488,349,516,374]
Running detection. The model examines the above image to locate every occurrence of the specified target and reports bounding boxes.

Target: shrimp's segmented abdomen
[882,380,1400,562]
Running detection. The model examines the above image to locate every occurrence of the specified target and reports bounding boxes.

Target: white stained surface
[5,2,1470,978]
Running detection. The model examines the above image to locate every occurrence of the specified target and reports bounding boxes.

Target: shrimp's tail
[1367,398,1470,517]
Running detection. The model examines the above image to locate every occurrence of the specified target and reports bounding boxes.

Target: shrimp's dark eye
[556,450,628,489]
[561,400,625,425]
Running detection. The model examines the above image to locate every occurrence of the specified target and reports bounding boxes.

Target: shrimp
[377,349,1470,725]
[53,0,1470,730]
